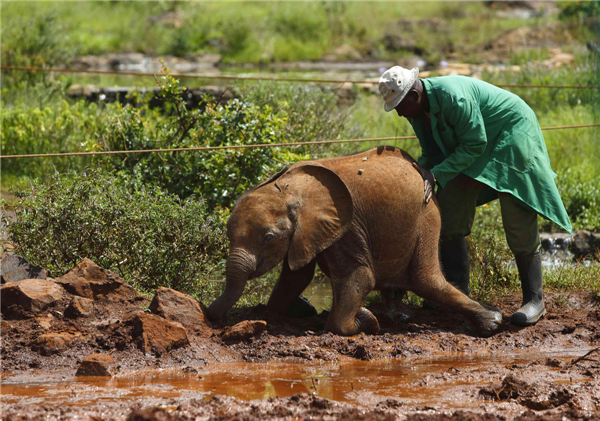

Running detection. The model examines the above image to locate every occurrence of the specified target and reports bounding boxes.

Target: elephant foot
[285,296,318,318]
[356,307,380,335]
[472,306,503,337]
[326,307,380,336]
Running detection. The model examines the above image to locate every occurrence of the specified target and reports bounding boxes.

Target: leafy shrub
[554,169,600,232]
[1,10,74,99]
[99,71,309,209]
[240,81,362,157]
[558,1,600,19]
[1,100,107,182]
[2,170,228,296]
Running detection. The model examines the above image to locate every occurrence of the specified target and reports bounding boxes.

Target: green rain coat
[407,76,572,233]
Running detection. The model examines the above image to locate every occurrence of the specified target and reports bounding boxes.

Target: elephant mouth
[250,251,284,279]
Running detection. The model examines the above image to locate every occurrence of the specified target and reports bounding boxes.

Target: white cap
[379,66,420,112]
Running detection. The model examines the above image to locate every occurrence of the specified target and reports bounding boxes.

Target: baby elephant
[207,146,502,336]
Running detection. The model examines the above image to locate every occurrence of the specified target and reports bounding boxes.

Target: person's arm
[430,97,487,188]
[412,162,436,204]
[417,152,433,171]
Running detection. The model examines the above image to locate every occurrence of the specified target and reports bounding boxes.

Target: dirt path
[2,259,599,420]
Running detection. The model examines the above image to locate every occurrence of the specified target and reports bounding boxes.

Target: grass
[1,1,583,65]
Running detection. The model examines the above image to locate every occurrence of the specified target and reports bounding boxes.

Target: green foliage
[2,170,228,295]
[99,72,305,209]
[467,201,517,305]
[1,1,561,65]
[0,8,75,104]
[558,1,600,19]
[1,100,106,181]
[554,170,600,232]
[239,81,362,157]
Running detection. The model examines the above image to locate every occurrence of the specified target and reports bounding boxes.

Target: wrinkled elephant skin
[207,146,502,337]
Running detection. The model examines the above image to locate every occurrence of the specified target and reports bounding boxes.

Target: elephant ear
[277,164,353,271]
[253,165,290,191]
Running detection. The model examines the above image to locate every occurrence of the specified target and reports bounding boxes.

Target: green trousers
[437,174,541,256]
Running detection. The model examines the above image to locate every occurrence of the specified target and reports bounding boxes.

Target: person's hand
[412,162,436,204]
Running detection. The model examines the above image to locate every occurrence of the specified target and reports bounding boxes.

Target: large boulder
[54,259,139,301]
[149,287,212,332]
[1,253,47,284]
[129,313,189,356]
[1,278,64,319]
[76,353,114,376]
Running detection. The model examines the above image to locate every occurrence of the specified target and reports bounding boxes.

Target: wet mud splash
[2,348,597,409]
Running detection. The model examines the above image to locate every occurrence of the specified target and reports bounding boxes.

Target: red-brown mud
[2,260,600,420]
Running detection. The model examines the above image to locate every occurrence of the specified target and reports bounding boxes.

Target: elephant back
[316,146,425,209]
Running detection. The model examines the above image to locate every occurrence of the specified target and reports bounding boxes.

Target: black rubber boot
[510,251,546,326]
[440,237,471,297]
[423,237,471,310]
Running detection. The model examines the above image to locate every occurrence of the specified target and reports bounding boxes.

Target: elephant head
[206,164,353,321]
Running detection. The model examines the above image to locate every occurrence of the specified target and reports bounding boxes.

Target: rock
[222,320,267,344]
[127,407,178,421]
[1,253,47,284]
[1,278,64,319]
[64,296,94,318]
[34,314,56,330]
[32,333,74,356]
[149,287,211,332]
[1,319,12,332]
[129,313,189,356]
[76,353,114,376]
[540,233,572,251]
[570,230,600,258]
[54,258,139,301]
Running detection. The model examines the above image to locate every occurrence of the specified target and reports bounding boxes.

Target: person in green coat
[379,65,572,326]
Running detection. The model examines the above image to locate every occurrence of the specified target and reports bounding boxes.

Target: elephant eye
[262,232,276,245]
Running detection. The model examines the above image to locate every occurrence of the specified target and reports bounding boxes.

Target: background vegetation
[2,1,599,314]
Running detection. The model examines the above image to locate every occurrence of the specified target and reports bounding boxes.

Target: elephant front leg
[326,266,379,336]
[267,257,317,318]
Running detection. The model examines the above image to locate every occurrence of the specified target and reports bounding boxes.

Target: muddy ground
[2,258,600,420]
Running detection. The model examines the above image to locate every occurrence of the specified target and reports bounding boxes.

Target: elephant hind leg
[326,265,379,336]
[408,235,502,337]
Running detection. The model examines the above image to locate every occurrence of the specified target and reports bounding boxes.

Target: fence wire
[2,124,599,160]
[2,65,600,89]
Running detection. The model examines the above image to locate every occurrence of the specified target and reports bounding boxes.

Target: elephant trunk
[206,249,256,321]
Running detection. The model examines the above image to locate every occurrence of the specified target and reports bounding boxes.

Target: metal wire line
[2,66,600,89]
[2,124,599,160]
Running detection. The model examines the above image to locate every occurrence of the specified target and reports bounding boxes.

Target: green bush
[554,169,600,232]
[100,74,292,209]
[239,81,362,157]
[558,1,600,19]
[1,100,107,183]
[2,170,228,296]
[1,9,74,102]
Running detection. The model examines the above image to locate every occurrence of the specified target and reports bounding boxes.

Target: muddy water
[2,347,594,409]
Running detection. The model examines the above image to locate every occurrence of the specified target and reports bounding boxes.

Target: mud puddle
[2,347,594,409]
